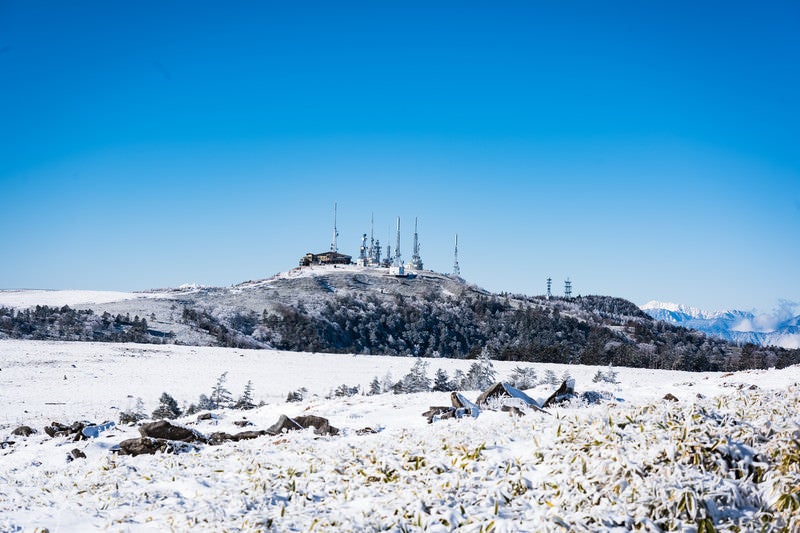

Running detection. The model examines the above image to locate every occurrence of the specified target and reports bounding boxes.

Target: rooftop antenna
[564,278,572,299]
[330,202,339,253]
[394,216,402,266]
[409,217,423,270]
[453,234,460,277]
[546,277,552,299]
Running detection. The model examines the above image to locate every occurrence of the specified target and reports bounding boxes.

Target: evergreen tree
[210,372,233,409]
[463,348,497,390]
[151,392,181,420]
[235,380,256,410]
[401,358,431,393]
[432,368,455,392]
[368,376,382,395]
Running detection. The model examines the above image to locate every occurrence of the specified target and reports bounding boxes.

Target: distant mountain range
[641,301,800,349]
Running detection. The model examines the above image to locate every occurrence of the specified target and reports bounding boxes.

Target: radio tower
[546,277,552,299]
[394,216,402,266]
[367,212,375,265]
[564,278,572,299]
[453,234,461,277]
[408,217,423,270]
[330,202,339,253]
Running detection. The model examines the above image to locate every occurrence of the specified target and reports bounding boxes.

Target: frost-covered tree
[462,348,496,390]
[151,392,181,420]
[235,380,256,410]
[508,366,537,389]
[543,369,559,386]
[400,358,431,393]
[120,397,147,424]
[432,368,456,392]
[210,372,233,409]
[368,376,382,395]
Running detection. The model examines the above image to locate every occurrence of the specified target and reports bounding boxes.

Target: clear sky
[1,1,798,313]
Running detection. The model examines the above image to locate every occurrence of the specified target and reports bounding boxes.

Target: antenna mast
[409,217,423,270]
[564,278,572,299]
[367,212,374,264]
[330,202,339,253]
[546,277,552,299]
[453,234,460,277]
[394,216,402,266]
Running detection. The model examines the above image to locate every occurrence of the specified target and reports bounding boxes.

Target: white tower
[367,212,375,265]
[394,216,402,266]
[357,233,368,266]
[330,202,339,253]
[564,278,572,299]
[408,217,423,270]
[453,234,461,277]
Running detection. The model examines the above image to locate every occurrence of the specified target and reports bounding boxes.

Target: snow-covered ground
[2,340,799,531]
[0,289,173,308]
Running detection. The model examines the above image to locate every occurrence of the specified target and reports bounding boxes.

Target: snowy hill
[3,266,800,370]
[642,300,800,349]
[1,340,799,531]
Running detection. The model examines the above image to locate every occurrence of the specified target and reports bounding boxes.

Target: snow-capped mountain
[641,300,800,349]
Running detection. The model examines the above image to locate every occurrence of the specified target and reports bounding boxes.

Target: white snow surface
[0,289,173,308]
[2,340,800,531]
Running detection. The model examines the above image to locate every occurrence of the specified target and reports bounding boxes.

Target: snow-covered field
[0,289,172,308]
[2,340,799,531]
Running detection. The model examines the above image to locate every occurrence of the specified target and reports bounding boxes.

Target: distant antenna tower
[358,233,368,265]
[546,277,552,299]
[408,217,423,270]
[453,234,461,277]
[564,278,572,299]
[330,202,339,253]
[367,212,375,264]
[394,216,402,266]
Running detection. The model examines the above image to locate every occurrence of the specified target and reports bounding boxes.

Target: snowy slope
[0,289,175,308]
[2,340,800,531]
[642,300,800,349]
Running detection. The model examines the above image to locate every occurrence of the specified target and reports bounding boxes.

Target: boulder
[501,405,526,417]
[294,415,339,436]
[233,420,252,427]
[476,382,545,412]
[423,406,455,423]
[69,448,87,460]
[266,415,303,435]
[542,380,576,408]
[11,426,35,437]
[139,420,207,443]
[197,413,215,422]
[475,383,509,407]
[663,393,679,402]
[208,432,235,445]
[116,437,163,456]
[233,430,268,441]
[266,414,339,436]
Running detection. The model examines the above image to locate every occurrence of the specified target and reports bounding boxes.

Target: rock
[266,414,339,436]
[501,405,525,417]
[69,448,86,460]
[356,427,378,435]
[44,422,71,438]
[294,415,339,436]
[233,420,252,427]
[232,430,267,441]
[475,383,509,407]
[542,380,576,408]
[116,437,163,456]
[11,426,35,437]
[423,406,454,423]
[139,420,207,443]
[663,393,679,402]
[266,414,304,435]
[208,432,235,445]
[197,413,214,422]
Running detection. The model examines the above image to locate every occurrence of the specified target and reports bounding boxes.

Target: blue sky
[1,1,798,312]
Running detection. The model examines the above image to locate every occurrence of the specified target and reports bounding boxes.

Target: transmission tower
[367,212,375,265]
[564,278,572,299]
[394,216,402,266]
[546,277,552,299]
[408,217,423,270]
[330,202,339,253]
